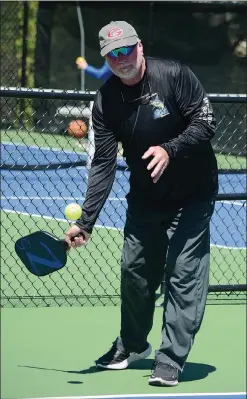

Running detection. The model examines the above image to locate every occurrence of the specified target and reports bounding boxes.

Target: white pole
[76,1,95,170]
[86,100,95,168]
[76,2,85,91]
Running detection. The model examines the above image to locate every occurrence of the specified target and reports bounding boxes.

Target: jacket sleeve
[161,64,216,159]
[85,61,111,80]
[76,91,118,233]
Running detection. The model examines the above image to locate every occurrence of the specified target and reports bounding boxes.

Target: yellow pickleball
[76,56,85,63]
[64,203,82,220]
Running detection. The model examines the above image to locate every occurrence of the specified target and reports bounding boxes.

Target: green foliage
[16,1,38,87]
[15,2,39,126]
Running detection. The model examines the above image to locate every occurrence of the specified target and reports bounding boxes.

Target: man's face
[106,41,143,80]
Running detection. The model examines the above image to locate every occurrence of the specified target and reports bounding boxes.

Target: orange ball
[67,119,87,139]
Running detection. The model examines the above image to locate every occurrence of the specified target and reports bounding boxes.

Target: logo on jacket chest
[149,94,170,119]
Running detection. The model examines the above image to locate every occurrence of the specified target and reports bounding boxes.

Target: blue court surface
[1,143,246,250]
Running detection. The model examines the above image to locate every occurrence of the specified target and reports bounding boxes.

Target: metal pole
[76,1,85,91]
[86,100,95,169]
[148,2,154,56]
[20,1,28,126]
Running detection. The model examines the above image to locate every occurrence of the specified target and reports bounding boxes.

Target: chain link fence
[0,88,246,307]
[0,2,23,132]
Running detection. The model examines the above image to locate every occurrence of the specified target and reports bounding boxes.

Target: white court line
[21,392,247,399]
[210,243,246,250]
[220,200,246,207]
[1,209,246,250]
[1,209,122,232]
[1,196,126,201]
[1,196,246,207]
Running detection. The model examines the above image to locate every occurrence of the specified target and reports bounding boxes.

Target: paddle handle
[63,233,85,250]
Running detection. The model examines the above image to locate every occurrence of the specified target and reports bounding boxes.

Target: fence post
[86,100,95,169]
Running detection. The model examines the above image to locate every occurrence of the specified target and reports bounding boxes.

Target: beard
[110,56,143,79]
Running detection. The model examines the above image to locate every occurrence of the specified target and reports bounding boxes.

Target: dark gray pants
[120,200,215,371]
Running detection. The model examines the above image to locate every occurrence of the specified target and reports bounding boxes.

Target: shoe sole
[148,377,178,387]
[96,343,152,370]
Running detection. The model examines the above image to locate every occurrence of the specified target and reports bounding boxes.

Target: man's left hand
[142,146,170,183]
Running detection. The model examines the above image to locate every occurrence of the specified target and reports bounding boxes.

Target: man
[76,57,112,82]
[65,21,218,387]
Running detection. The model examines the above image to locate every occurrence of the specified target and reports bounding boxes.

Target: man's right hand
[65,224,91,249]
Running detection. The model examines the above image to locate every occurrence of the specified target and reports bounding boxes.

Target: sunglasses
[107,44,136,59]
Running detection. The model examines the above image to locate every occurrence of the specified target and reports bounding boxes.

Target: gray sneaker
[95,337,152,370]
[149,362,179,386]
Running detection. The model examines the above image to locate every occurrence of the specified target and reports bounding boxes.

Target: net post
[86,100,95,169]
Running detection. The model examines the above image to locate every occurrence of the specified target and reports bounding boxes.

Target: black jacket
[77,57,218,233]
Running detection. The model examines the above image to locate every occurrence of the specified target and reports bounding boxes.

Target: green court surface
[1,129,246,170]
[1,128,246,399]
[1,210,246,307]
[1,304,246,399]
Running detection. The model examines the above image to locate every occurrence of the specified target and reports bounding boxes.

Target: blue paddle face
[15,231,68,276]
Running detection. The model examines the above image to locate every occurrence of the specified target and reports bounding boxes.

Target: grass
[1,129,246,170]
[1,210,246,307]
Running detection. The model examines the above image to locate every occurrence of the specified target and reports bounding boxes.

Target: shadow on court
[132,360,216,382]
[19,360,216,383]
[179,362,216,382]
